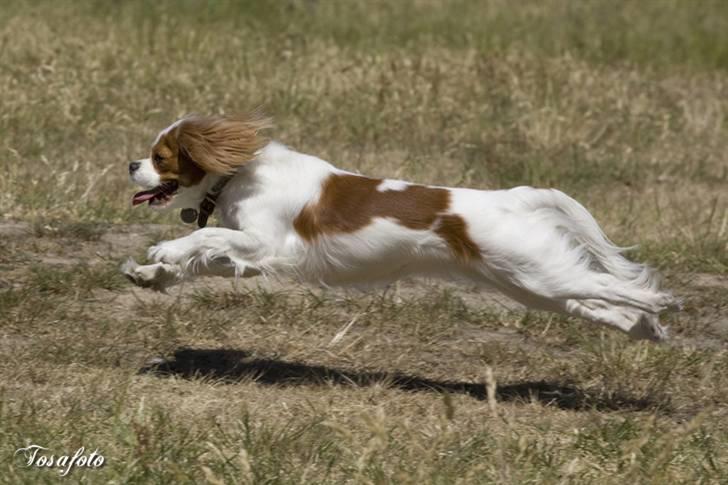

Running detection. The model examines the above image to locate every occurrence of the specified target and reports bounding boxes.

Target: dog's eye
[152,154,164,165]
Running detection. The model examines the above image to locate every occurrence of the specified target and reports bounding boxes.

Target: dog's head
[128,112,271,210]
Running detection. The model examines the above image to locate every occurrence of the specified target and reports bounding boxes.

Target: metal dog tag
[180,208,198,224]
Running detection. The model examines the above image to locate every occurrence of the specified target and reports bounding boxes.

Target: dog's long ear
[176,111,273,175]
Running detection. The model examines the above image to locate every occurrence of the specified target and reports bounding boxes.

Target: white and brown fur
[124,112,680,341]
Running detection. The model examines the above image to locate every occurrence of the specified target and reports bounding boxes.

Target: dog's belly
[310,259,461,287]
[292,218,483,287]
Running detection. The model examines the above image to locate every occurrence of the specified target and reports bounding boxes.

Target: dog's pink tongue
[132,188,160,206]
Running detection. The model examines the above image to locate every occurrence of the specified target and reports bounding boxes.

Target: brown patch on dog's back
[294,174,482,261]
[294,175,449,240]
[434,214,482,262]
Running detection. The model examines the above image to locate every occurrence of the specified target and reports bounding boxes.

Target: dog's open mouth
[132,181,179,207]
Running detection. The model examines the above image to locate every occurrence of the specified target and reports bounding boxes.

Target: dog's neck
[180,173,233,228]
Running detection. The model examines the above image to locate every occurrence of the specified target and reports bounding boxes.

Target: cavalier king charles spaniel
[123,112,680,341]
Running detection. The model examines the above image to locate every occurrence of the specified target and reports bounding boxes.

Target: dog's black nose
[128,161,141,174]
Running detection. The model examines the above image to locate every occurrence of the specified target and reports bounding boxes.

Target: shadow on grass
[140,347,655,412]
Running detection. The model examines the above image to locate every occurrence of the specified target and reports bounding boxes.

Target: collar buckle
[179,176,232,228]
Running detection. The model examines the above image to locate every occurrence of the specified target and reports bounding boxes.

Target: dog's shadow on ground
[140,347,654,412]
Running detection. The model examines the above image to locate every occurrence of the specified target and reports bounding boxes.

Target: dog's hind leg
[488,257,680,315]
[563,273,681,314]
[475,272,669,341]
[558,299,668,341]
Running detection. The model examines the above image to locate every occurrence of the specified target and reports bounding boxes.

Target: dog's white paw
[655,292,683,313]
[148,241,187,264]
[628,313,669,342]
[121,257,181,291]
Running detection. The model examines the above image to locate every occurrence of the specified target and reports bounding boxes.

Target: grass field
[1,1,727,483]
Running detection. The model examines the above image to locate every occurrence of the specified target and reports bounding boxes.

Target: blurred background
[1,0,726,271]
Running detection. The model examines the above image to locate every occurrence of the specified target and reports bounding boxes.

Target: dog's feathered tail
[521,188,660,291]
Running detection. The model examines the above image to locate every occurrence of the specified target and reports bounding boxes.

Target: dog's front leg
[123,228,265,291]
[147,227,264,278]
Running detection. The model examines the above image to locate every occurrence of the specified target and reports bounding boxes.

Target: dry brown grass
[1,1,727,483]
[2,221,727,483]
